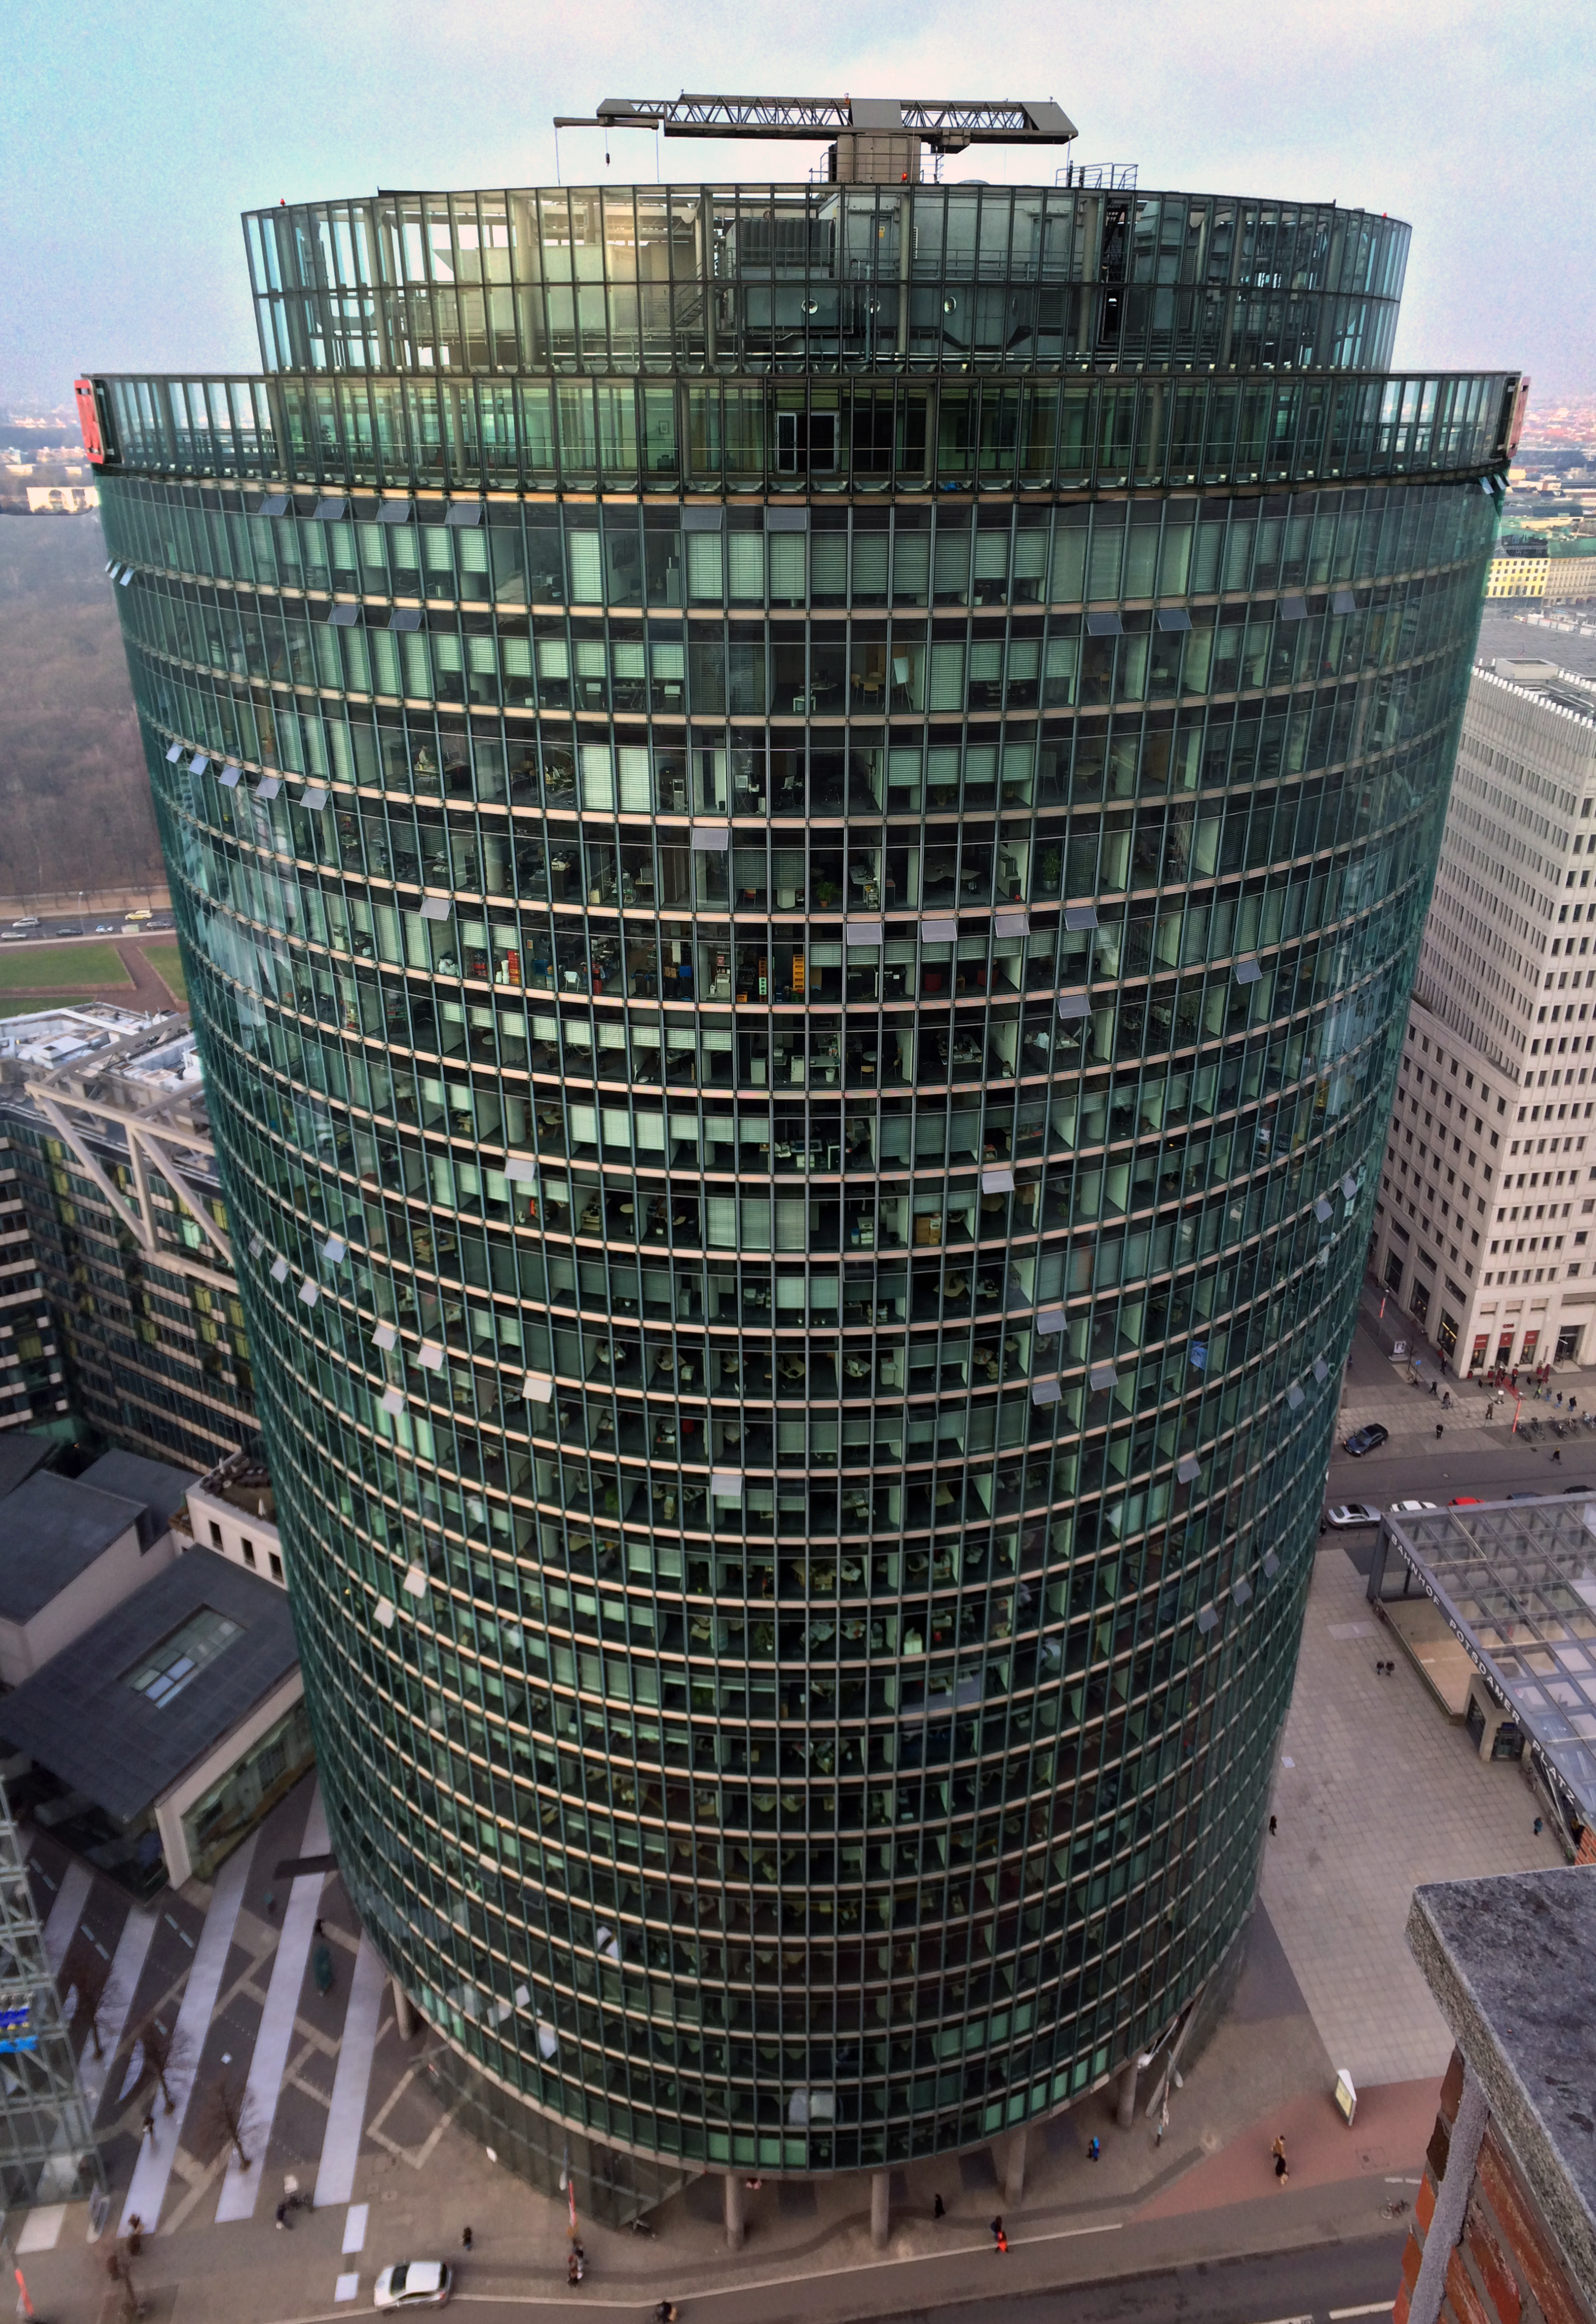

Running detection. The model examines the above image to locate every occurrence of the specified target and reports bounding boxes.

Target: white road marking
[215,1789,329,2223]
[41,1862,91,1974]
[1331,2306,1396,2319]
[313,1935,386,2208]
[342,2204,368,2254]
[119,1833,258,2234]
[78,1905,159,2122]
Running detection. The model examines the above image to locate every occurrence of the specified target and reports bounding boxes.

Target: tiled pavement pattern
[24,1774,437,2239]
[6,1544,1572,2313]
[1259,1540,1564,2089]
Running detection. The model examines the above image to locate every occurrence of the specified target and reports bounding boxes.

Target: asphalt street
[1324,1423,1596,1513]
[414,2230,1409,2324]
[876,2236,1408,2324]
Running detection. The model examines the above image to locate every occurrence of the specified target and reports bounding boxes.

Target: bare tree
[205,2074,252,2171]
[136,2014,187,2113]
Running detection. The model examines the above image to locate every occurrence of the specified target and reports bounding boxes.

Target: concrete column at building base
[724,2172,745,2251]
[870,2168,890,2249]
[1004,2126,1027,2205]
[1116,2058,1138,2130]
[392,1977,416,2039]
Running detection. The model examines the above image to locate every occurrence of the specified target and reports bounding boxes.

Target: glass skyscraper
[81,138,1515,2192]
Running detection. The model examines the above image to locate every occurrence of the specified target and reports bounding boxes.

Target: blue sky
[2,0,1591,409]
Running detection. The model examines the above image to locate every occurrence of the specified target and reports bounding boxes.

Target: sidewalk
[1337,1307,1596,1441]
[10,1881,1435,2324]
[7,1469,1563,2324]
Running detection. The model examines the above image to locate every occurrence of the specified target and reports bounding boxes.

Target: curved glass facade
[89,173,1513,2181]
[243,184,1409,378]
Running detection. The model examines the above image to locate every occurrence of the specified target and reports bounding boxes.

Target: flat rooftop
[0,1470,148,1623]
[0,1550,299,1821]
[79,1448,198,1539]
[0,1431,51,1504]
[1409,1869,1596,2301]
[1373,1496,1596,1827]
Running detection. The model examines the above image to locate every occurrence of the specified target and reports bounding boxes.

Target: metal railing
[1055,163,1139,190]
[86,366,1521,499]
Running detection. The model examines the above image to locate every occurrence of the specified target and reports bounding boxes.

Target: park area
[0,935,185,1016]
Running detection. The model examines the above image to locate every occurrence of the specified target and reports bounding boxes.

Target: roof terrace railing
[84,368,1521,499]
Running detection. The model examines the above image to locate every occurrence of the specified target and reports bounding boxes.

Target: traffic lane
[438,2229,1407,2324]
[899,2235,1408,2324]
[1323,1434,1595,1509]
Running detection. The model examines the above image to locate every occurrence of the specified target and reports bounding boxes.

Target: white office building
[1373,657,1596,1376]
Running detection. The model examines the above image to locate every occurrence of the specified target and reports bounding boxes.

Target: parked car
[94,922,116,933]
[374,2263,451,2311]
[1392,1498,1438,1515]
[1449,1496,1481,1507]
[1325,1502,1381,1528]
[53,922,82,936]
[9,917,39,930]
[1343,1423,1390,1457]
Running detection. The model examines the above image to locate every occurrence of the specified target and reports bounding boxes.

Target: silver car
[374,2262,452,2310]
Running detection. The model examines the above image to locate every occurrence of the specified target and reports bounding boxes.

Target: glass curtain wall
[90,174,1510,2182]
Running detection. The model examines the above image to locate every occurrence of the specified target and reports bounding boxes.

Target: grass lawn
[0,941,132,991]
[143,940,188,1005]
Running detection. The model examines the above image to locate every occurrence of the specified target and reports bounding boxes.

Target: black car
[1343,1423,1390,1457]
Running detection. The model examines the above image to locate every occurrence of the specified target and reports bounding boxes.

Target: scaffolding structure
[0,1782,104,2213]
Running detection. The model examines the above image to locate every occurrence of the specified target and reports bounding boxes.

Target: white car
[1325,1502,1381,1528]
[1392,1498,1439,1515]
[374,2262,451,2311]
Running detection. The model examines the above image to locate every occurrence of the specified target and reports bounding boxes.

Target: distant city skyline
[2,0,1593,407]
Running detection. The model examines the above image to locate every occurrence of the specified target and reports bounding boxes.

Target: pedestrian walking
[461,2226,473,2251]
[933,2193,946,2219]
[1271,2134,1286,2165]
[1553,1448,1562,1463]
[1087,2136,1101,2162]
[656,2304,680,2323]
[1430,1379,1438,1396]
[1268,1814,1277,1836]
[990,2216,1003,2246]
[995,2227,1009,2255]
[1534,1816,1544,1836]
[141,2109,157,2148]
[275,2200,289,2230]
[1274,2152,1289,2185]
[1435,1422,1443,1440]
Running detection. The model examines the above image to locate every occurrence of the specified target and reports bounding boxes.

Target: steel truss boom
[577,94,1077,147]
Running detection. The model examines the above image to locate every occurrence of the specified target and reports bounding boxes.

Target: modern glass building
[0,1007,257,1467]
[80,116,1517,2196]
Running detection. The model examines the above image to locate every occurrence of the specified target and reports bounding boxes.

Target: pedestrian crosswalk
[76,1903,158,2120]
[27,1775,405,2244]
[314,1936,387,2210]
[119,1833,258,2235]
[40,1860,91,1975]
[215,1788,329,2223]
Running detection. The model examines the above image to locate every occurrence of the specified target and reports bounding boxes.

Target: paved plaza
[1260,1538,1564,2089]
[3,1476,1574,2323]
